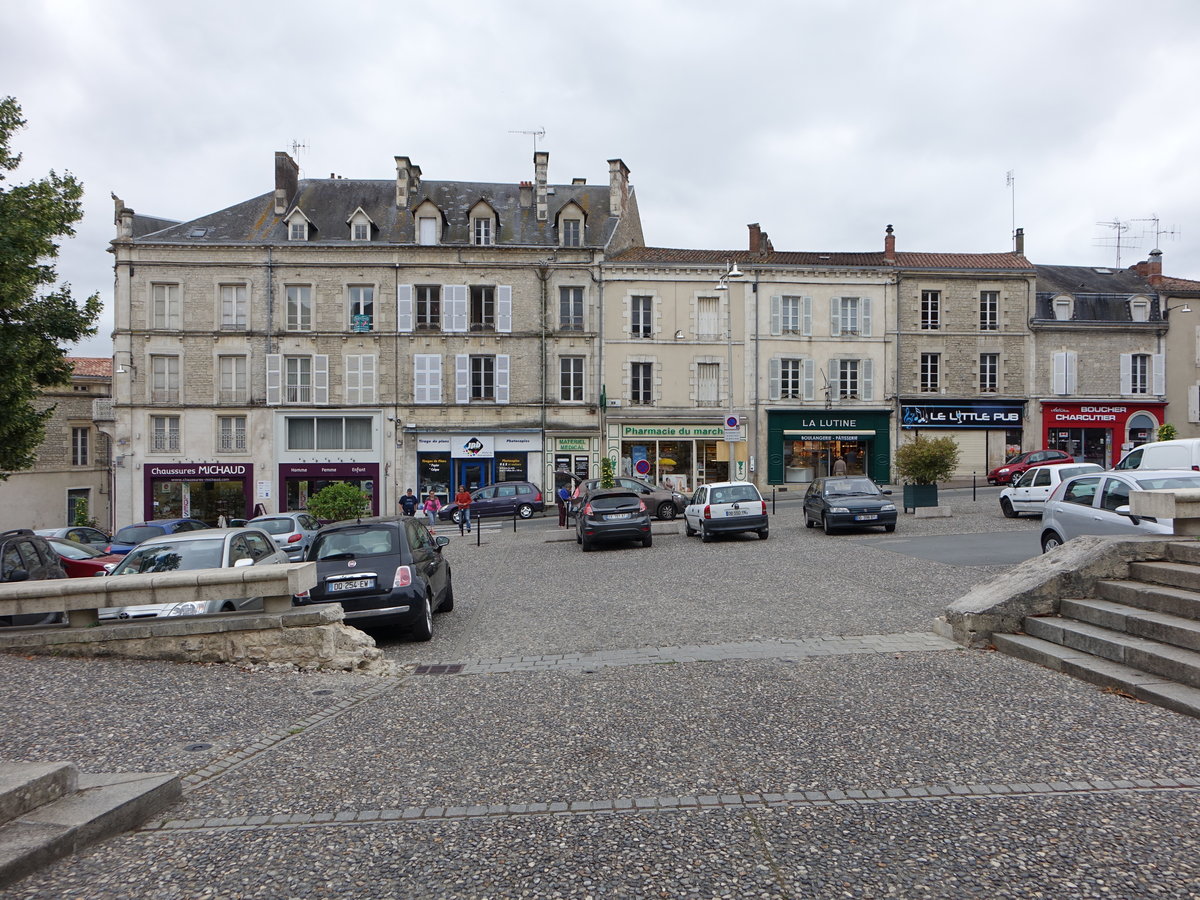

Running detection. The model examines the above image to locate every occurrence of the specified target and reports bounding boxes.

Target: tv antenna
[1131,214,1180,250]
[1006,170,1017,250]
[290,139,309,162]
[1094,218,1134,267]
[509,127,546,154]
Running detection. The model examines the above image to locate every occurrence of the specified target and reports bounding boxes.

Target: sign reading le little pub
[900,401,1024,429]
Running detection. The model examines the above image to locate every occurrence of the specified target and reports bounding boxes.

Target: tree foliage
[305,482,371,522]
[893,435,961,485]
[1158,423,1178,442]
[0,97,102,478]
[600,456,616,489]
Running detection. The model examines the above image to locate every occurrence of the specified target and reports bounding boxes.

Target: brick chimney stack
[534,151,549,222]
[748,223,761,254]
[519,181,532,208]
[884,224,896,263]
[112,193,134,240]
[395,156,421,208]
[1014,227,1025,255]
[275,152,299,215]
[1148,248,1163,286]
[608,158,630,217]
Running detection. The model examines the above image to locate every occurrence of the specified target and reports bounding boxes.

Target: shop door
[457,461,489,491]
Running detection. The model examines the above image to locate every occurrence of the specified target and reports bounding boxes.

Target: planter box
[902,483,939,513]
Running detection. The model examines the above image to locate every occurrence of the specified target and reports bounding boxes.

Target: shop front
[609,423,730,494]
[415,432,543,503]
[899,399,1025,475]
[1041,401,1165,467]
[279,463,379,516]
[551,437,595,493]
[767,410,892,485]
[144,463,254,524]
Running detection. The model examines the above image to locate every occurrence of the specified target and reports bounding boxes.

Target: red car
[45,537,123,577]
[987,449,1074,485]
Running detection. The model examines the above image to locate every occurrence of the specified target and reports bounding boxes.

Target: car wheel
[884,524,896,533]
[411,592,434,641]
[1000,498,1018,519]
[701,523,713,543]
[823,515,835,535]
[656,502,677,521]
[642,533,653,548]
[1040,531,1064,554]
[450,509,462,525]
[576,530,582,544]
[438,573,454,612]
[805,513,815,528]
[581,536,593,553]
[757,529,769,540]
[685,519,697,537]
[517,503,534,519]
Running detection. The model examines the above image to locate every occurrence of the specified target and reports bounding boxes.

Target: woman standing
[422,491,442,527]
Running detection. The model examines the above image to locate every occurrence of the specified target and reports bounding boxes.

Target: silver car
[999,463,1104,518]
[248,511,322,560]
[1039,469,1200,553]
[101,527,290,619]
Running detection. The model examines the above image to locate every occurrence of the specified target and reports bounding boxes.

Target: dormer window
[414,200,442,245]
[290,220,307,241]
[561,219,581,247]
[473,217,493,246]
[347,207,374,242]
[1052,296,1073,321]
[1129,296,1151,323]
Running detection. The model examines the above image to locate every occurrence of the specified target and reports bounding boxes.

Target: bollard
[972,473,976,502]
[772,487,776,515]
[477,514,482,546]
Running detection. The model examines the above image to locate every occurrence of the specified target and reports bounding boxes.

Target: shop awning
[783,429,875,441]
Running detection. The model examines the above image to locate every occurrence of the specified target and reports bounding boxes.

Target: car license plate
[854,514,878,521]
[727,509,747,516]
[328,578,373,592]
[606,513,632,520]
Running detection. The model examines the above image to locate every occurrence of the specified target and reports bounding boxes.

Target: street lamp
[714,261,744,479]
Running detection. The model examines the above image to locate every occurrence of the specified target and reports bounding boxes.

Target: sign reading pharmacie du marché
[900,401,1024,429]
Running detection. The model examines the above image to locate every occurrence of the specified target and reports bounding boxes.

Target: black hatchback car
[804,476,898,534]
[295,517,453,640]
[575,488,653,552]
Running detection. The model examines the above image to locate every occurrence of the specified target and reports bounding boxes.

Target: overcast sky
[5,0,1200,358]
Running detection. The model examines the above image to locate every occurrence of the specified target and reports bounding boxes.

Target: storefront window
[698,441,730,484]
[496,454,527,482]
[417,454,452,503]
[152,479,247,524]
[782,440,868,482]
[1049,428,1111,468]
[287,478,374,513]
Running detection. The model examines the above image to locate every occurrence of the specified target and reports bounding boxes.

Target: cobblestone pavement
[2,490,1199,898]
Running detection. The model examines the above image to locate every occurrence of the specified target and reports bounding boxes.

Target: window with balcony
[560,356,584,402]
[217,416,247,452]
[220,284,247,330]
[151,284,180,330]
[218,355,248,404]
[286,286,312,331]
[150,415,180,452]
[285,356,312,404]
[348,286,374,332]
[150,355,180,403]
[559,286,584,330]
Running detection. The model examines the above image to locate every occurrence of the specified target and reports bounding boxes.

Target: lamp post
[714,261,744,479]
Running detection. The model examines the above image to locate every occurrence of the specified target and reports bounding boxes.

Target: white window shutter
[802,359,815,400]
[1152,353,1165,395]
[496,286,512,333]
[1066,351,1078,394]
[1190,384,1200,423]
[1119,353,1132,394]
[345,355,361,403]
[1194,326,1200,365]
[447,285,468,332]
[496,354,510,403]
[430,355,442,403]
[313,355,329,405]
[362,354,376,403]
[770,296,781,335]
[1052,352,1066,395]
[413,356,428,404]
[768,358,781,400]
[861,298,873,337]
[455,354,470,404]
[397,284,413,332]
[830,298,841,336]
[862,359,874,401]
[801,297,812,336]
[266,354,281,405]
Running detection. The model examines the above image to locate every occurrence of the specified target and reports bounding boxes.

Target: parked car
[999,463,1104,518]
[1039,469,1200,553]
[987,449,1074,485]
[34,526,111,550]
[43,537,123,577]
[683,482,769,542]
[803,476,897,534]
[1115,437,1200,471]
[439,482,545,524]
[571,477,687,521]
[248,511,323,560]
[295,516,453,639]
[0,529,67,626]
[101,527,290,619]
[106,518,211,555]
[575,488,653,552]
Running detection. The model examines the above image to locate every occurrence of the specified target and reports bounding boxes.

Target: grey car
[572,477,687,521]
[248,511,323,560]
[101,527,291,619]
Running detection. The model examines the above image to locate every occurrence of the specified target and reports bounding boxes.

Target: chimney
[534,151,549,222]
[748,223,761,254]
[1014,227,1025,255]
[519,181,532,208]
[274,152,299,215]
[608,158,630,216]
[1148,248,1163,286]
[112,193,134,240]
[395,156,417,208]
[883,224,896,263]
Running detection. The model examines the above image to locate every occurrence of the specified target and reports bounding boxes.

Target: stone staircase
[994,540,1200,719]
[0,761,179,888]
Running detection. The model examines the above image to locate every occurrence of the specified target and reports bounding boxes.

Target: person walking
[400,488,418,517]
[556,484,571,527]
[455,484,473,532]
[422,491,441,527]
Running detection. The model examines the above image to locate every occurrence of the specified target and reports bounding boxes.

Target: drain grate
[413,664,465,675]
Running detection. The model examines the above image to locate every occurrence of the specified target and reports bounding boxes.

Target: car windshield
[49,540,103,560]
[823,478,880,497]
[113,525,166,545]
[1132,475,1200,491]
[250,518,297,535]
[312,527,396,560]
[1058,465,1102,479]
[1004,452,1030,464]
[112,538,225,574]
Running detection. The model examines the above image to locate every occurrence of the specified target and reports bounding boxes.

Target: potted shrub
[306,482,371,523]
[894,435,960,511]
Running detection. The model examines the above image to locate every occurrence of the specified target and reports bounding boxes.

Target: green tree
[1158,423,1178,442]
[305,482,370,522]
[600,456,615,488]
[893,435,961,485]
[0,97,102,479]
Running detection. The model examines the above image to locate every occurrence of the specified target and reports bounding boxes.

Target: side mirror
[7,569,29,582]
[1114,504,1139,524]
[881,489,893,495]
[434,536,450,549]
[233,557,255,568]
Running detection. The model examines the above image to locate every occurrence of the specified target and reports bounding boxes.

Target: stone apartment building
[1156,264,1200,438]
[109,151,642,525]
[0,358,113,532]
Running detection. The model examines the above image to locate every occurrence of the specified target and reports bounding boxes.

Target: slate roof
[134,179,619,248]
[1033,265,1159,322]
[607,247,1033,270]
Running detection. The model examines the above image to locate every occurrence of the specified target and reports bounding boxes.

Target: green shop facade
[766,410,893,486]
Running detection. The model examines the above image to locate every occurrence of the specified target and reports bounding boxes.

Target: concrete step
[1061,598,1200,653]
[1165,541,1200,565]
[0,764,76,828]
[1023,615,1200,689]
[0,770,180,889]
[1128,560,1200,593]
[1095,579,1200,621]
[993,633,1200,719]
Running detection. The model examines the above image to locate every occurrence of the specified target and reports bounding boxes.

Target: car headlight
[881,504,896,512]
[829,506,850,514]
[998,467,1010,474]
[163,601,206,617]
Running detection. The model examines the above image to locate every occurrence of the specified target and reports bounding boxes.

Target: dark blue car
[105,518,211,555]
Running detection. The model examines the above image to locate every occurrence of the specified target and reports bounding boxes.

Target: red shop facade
[1040,401,1166,468]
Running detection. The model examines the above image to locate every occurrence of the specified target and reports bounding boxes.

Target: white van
[1114,438,1200,471]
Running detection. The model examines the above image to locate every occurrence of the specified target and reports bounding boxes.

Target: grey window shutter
[455,354,470,404]
[496,354,510,403]
[1190,384,1200,423]
[397,284,413,332]
[496,286,513,333]
[1152,353,1165,394]
[447,285,468,332]
[1052,352,1066,394]
[429,354,442,403]
[1066,351,1078,394]
[803,358,815,400]
[266,354,281,405]
[802,297,812,336]
[830,298,841,336]
[413,355,428,404]
[345,355,360,403]
[313,355,329,405]
[770,296,781,335]
[861,298,872,337]
[862,359,874,401]
[361,354,376,403]
[1119,353,1132,394]
[768,358,781,400]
